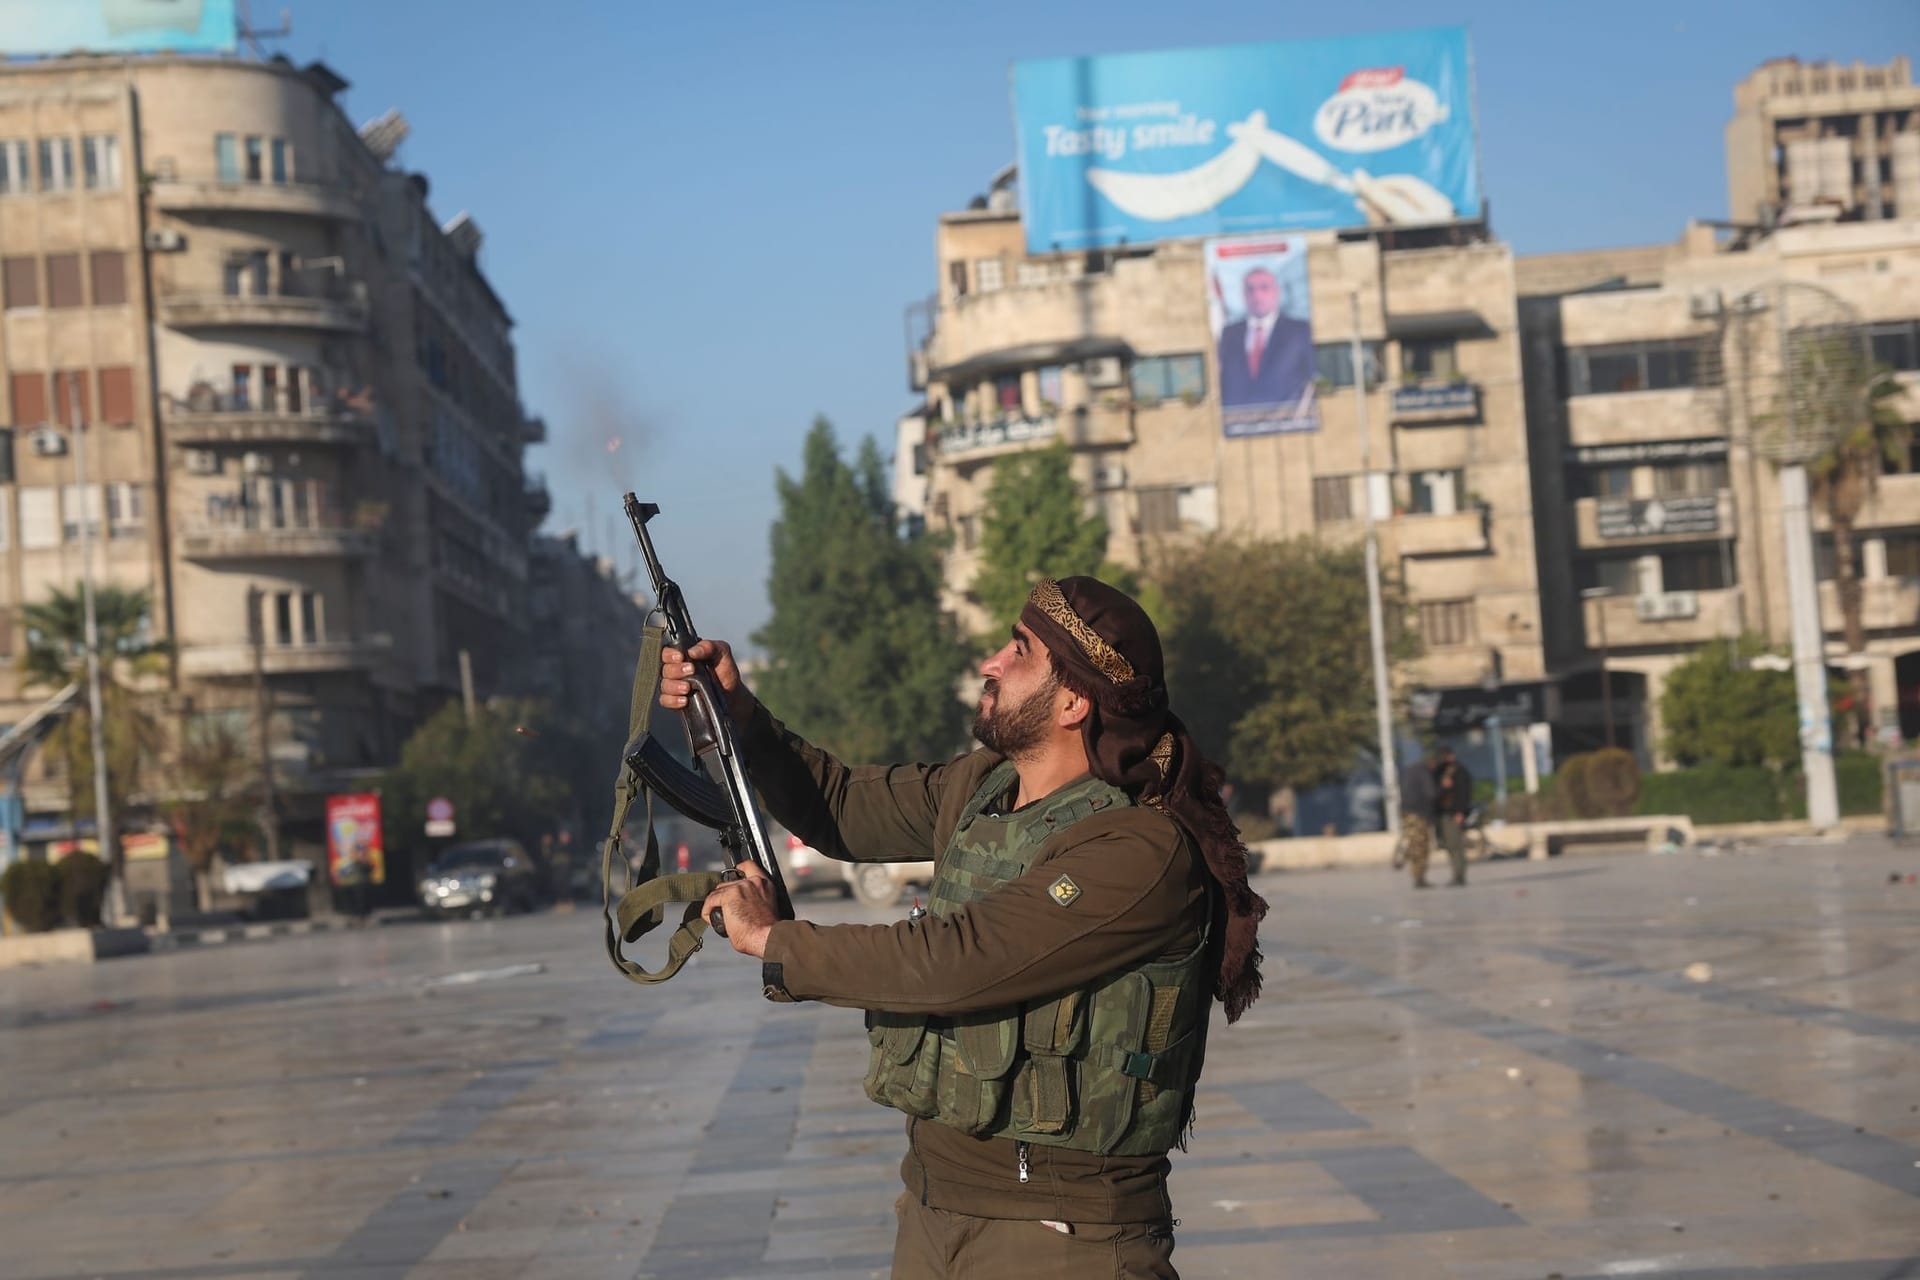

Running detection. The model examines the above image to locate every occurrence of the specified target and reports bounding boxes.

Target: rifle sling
[600,624,726,985]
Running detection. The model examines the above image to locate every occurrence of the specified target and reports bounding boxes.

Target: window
[0,139,28,195]
[274,591,293,645]
[107,482,144,537]
[82,135,121,190]
[1315,341,1384,390]
[19,487,58,550]
[215,133,240,182]
[1402,337,1458,379]
[1569,340,1703,394]
[299,591,319,642]
[973,258,1005,293]
[51,370,90,426]
[224,251,268,297]
[993,371,1022,412]
[1137,487,1181,535]
[1813,535,1837,582]
[1866,319,1920,372]
[89,251,126,305]
[1037,365,1064,409]
[1313,474,1355,523]
[262,366,281,414]
[2,256,37,309]
[955,514,978,551]
[1578,557,1642,595]
[1651,461,1728,496]
[1661,550,1730,592]
[0,487,9,550]
[270,138,290,184]
[37,137,74,192]
[1573,465,1634,499]
[45,253,82,308]
[947,260,968,298]
[98,367,134,425]
[1409,468,1464,515]
[1886,534,1920,579]
[231,364,252,411]
[1130,354,1206,402]
[60,483,103,542]
[9,372,48,426]
[245,136,264,183]
[1419,599,1475,647]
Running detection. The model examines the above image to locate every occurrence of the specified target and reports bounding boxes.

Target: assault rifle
[620,495,795,938]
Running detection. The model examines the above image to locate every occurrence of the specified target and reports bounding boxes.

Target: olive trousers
[891,1193,1178,1279]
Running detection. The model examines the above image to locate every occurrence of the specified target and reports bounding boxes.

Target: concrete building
[1518,216,1920,760]
[1726,55,1920,227]
[904,189,1549,771]
[0,53,546,855]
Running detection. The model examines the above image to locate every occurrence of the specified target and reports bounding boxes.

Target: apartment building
[0,53,546,852]
[905,183,1548,758]
[1519,216,1920,760]
[1727,55,1920,226]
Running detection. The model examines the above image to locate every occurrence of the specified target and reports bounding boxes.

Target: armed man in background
[659,576,1269,1280]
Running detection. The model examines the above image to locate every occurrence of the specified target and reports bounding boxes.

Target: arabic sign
[1596,496,1719,539]
[0,0,237,55]
[1569,438,1729,467]
[1206,236,1318,436]
[1392,382,1477,416]
[1409,683,1547,733]
[1013,27,1480,252]
[327,793,385,887]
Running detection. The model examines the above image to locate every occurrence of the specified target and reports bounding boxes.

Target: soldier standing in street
[1433,746,1474,888]
[1398,752,1439,888]
[660,577,1268,1280]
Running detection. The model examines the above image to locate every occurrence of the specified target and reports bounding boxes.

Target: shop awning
[1386,310,1494,340]
[932,337,1133,385]
[0,683,78,776]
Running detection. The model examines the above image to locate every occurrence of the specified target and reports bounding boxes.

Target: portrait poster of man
[1206,235,1319,436]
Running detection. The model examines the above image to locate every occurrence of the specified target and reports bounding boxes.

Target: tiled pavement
[1,838,1917,1277]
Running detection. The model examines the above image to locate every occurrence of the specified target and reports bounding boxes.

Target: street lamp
[1350,288,1400,836]
[1580,587,1616,750]
[36,373,117,920]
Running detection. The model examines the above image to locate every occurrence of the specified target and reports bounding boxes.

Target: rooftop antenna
[237,1,292,59]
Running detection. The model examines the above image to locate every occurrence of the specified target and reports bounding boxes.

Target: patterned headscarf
[1019,577,1268,1022]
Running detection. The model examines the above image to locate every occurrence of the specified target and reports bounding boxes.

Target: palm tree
[1809,368,1913,747]
[19,585,171,835]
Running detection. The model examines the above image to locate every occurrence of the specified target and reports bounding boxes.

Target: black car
[417,839,541,918]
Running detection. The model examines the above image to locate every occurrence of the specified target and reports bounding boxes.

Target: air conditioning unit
[183,449,219,475]
[1635,591,1700,621]
[144,227,185,253]
[1688,289,1723,320]
[29,428,67,457]
[1083,356,1124,388]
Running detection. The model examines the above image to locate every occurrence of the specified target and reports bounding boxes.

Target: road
[2,838,1918,1278]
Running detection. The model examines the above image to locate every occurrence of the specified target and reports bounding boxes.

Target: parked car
[417,839,541,918]
[768,823,934,908]
[218,858,315,920]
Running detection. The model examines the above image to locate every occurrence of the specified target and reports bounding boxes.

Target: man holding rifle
[660,575,1268,1279]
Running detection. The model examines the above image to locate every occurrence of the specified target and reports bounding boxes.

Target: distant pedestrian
[1398,754,1438,888]
[1433,747,1473,888]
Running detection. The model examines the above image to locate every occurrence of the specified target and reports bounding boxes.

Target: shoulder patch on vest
[1047,874,1082,908]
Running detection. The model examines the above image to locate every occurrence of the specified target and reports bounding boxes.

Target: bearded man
[660,577,1269,1280]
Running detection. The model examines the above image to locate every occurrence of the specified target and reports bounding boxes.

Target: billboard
[1014,27,1479,252]
[0,1,237,57]
[1206,235,1317,436]
[326,793,385,887]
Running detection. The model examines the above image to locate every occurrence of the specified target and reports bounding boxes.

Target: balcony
[1813,471,1920,532]
[936,413,1058,461]
[1574,490,1734,550]
[1393,508,1488,557]
[1391,380,1480,424]
[180,637,391,679]
[524,477,552,523]
[1820,577,1920,633]
[165,399,375,449]
[1565,389,1720,449]
[1584,587,1742,649]
[150,180,359,221]
[160,289,368,334]
[181,525,377,560]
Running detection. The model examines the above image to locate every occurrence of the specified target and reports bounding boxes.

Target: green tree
[19,585,169,838]
[752,417,970,762]
[1809,365,1912,747]
[164,719,261,880]
[970,442,1132,635]
[380,698,574,875]
[1660,635,1804,769]
[1155,537,1416,792]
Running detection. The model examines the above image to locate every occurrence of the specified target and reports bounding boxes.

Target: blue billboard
[0,0,237,56]
[1014,28,1480,253]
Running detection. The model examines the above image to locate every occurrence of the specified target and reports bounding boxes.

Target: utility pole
[247,585,281,860]
[1352,290,1400,834]
[68,375,118,920]
[459,649,476,724]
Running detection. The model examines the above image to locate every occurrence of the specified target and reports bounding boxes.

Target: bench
[1519,815,1694,861]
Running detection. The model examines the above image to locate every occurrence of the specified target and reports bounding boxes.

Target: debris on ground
[1684,962,1714,983]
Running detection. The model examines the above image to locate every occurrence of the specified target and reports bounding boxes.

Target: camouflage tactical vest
[863,761,1212,1157]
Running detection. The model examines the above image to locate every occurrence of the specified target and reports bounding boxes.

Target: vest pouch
[864,1012,941,1118]
[1013,991,1087,1136]
[1071,971,1151,1154]
[939,1015,1020,1134]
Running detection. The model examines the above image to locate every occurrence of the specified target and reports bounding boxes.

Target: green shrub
[0,859,63,933]
[1638,763,1785,825]
[1560,749,1641,818]
[1835,753,1884,816]
[56,852,109,928]
[1557,753,1592,816]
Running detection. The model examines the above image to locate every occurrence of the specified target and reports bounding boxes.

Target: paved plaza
[2,838,1918,1279]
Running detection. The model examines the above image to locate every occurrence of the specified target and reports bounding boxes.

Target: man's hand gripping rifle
[599,497,794,985]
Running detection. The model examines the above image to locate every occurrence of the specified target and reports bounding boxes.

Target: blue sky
[284,0,1916,645]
